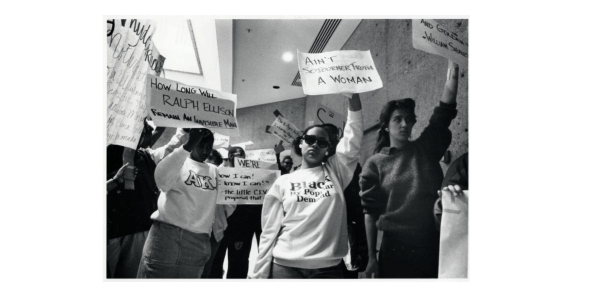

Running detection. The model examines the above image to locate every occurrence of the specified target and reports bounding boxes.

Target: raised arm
[330,93,363,188]
[441,60,459,105]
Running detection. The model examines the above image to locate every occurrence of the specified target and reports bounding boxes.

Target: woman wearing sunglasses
[250,94,362,279]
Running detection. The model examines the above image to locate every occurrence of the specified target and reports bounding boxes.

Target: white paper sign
[412,19,468,66]
[297,50,383,95]
[438,190,469,278]
[147,75,239,136]
[107,19,165,149]
[245,149,277,163]
[269,116,303,145]
[315,103,345,139]
[234,157,278,170]
[216,167,280,205]
[213,132,230,149]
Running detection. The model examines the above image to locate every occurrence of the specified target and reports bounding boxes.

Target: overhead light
[282,52,294,62]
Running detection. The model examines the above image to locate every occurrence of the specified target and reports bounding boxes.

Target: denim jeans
[137,221,211,278]
[271,262,344,279]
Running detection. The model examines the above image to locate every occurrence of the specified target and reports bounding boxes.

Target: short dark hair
[198,128,215,147]
[374,98,417,153]
[207,149,224,166]
[282,155,293,163]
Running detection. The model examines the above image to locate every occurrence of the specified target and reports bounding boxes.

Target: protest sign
[147,75,239,136]
[217,167,280,205]
[315,103,345,139]
[245,149,277,163]
[107,19,166,149]
[412,19,468,66]
[234,157,278,170]
[269,115,303,145]
[297,50,382,96]
[438,190,469,278]
[213,132,229,149]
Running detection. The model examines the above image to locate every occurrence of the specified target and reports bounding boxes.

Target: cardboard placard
[213,132,229,149]
[107,19,165,149]
[269,115,303,145]
[147,75,239,136]
[234,157,278,170]
[412,19,468,66]
[297,50,383,95]
[216,167,280,205]
[438,190,469,278]
[245,149,277,163]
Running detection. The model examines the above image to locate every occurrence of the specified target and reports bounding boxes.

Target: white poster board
[438,190,469,278]
[245,149,277,163]
[234,157,278,170]
[213,132,230,149]
[107,19,165,149]
[297,50,383,95]
[147,75,239,136]
[269,116,303,145]
[216,167,280,205]
[412,19,468,66]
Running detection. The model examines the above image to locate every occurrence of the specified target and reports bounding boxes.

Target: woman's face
[301,127,330,166]
[388,108,416,144]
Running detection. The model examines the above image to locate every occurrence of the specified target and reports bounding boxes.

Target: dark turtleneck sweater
[360,101,457,247]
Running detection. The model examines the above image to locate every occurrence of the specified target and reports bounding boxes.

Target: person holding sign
[136,129,218,278]
[360,61,460,278]
[250,93,362,279]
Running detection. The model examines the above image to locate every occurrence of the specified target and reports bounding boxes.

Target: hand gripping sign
[412,19,468,67]
[146,74,239,137]
[297,50,383,96]
[438,190,469,278]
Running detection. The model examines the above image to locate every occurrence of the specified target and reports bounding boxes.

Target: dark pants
[379,232,439,278]
[271,262,344,279]
[209,205,262,279]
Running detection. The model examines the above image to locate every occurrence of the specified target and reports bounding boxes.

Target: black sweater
[360,102,457,247]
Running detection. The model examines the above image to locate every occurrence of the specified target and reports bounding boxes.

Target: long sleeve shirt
[151,146,219,234]
[251,110,363,278]
[360,102,457,247]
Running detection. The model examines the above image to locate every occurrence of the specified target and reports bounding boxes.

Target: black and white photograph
[106,17,468,280]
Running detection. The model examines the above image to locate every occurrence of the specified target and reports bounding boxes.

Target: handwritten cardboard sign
[269,116,303,145]
[107,19,166,149]
[234,157,278,170]
[147,74,239,136]
[245,149,277,163]
[216,167,280,205]
[438,190,469,278]
[297,50,383,95]
[213,132,229,149]
[412,19,468,66]
[315,103,345,139]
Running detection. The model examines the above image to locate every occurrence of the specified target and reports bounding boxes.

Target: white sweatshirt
[251,110,363,278]
[151,146,219,234]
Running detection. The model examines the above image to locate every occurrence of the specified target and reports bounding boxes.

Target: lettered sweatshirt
[151,146,219,234]
[251,110,363,278]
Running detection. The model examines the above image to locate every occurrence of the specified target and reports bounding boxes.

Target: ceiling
[150,18,361,109]
[232,19,361,108]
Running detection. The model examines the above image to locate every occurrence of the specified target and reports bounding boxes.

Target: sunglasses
[302,135,330,148]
